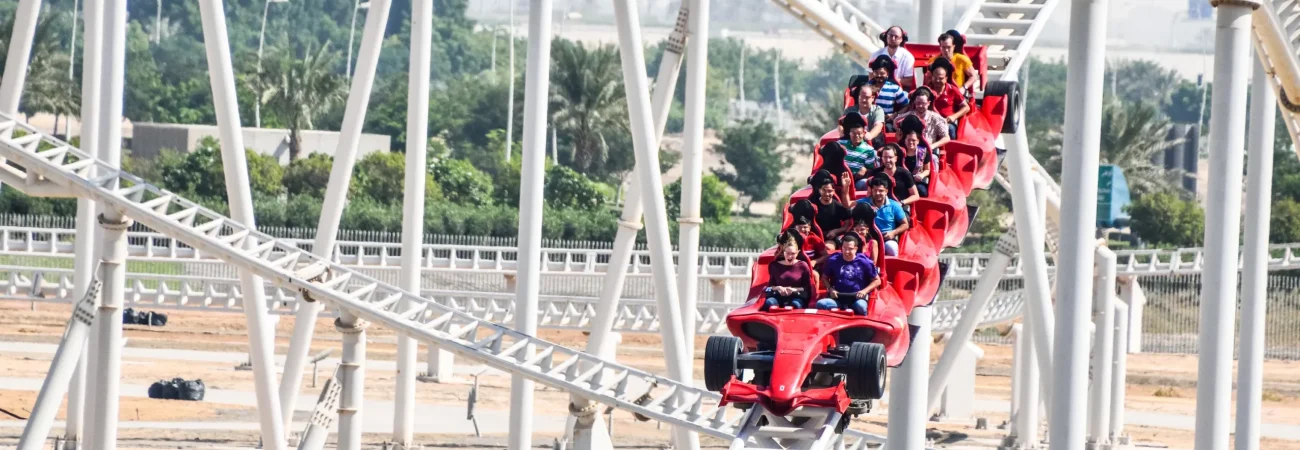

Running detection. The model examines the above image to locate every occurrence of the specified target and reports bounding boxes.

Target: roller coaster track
[0,116,911,450]
[1253,0,1300,157]
[0,265,1029,336]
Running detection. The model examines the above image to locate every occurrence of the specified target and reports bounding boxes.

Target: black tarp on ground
[146,378,204,401]
[122,308,168,326]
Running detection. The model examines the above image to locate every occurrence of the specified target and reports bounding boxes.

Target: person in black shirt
[897,114,933,198]
[808,169,853,242]
[871,144,920,206]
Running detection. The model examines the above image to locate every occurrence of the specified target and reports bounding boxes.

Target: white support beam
[393,0,433,446]
[677,0,709,360]
[1236,52,1276,450]
[1195,3,1257,450]
[197,1,287,447]
[1052,1,1109,448]
[278,0,393,436]
[508,0,555,448]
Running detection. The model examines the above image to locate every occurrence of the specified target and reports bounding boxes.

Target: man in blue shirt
[858,176,910,256]
[817,232,880,315]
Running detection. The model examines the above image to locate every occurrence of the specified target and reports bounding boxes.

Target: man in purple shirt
[817,232,881,315]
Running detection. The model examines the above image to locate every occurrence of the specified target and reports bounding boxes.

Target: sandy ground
[4,301,1300,449]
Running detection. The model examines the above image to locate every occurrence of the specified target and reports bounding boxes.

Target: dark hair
[943,29,967,54]
[838,232,864,248]
[877,143,900,159]
[868,176,891,190]
[911,86,934,103]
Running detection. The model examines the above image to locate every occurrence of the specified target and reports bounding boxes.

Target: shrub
[432,158,494,205]
[284,153,334,198]
[1126,192,1204,248]
[665,174,736,224]
[545,164,608,211]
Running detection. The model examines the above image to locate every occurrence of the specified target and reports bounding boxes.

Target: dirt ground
[4,300,1300,449]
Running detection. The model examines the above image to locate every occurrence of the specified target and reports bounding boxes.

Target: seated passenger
[871,25,917,89]
[893,87,951,149]
[842,83,886,145]
[898,116,932,198]
[870,144,920,207]
[809,169,854,241]
[788,200,828,260]
[868,55,910,122]
[816,232,881,316]
[839,112,877,190]
[925,58,971,140]
[933,31,977,94]
[763,231,816,310]
[857,176,910,256]
[849,203,881,265]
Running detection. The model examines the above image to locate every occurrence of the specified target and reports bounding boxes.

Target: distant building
[130,123,391,165]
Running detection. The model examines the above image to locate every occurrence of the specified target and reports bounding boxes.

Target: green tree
[712,119,791,212]
[1126,192,1204,248]
[351,151,442,204]
[544,164,608,210]
[161,137,283,200]
[1271,198,1300,243]
[259,42,348,161]
[431,158,493,205]
[548,40,626,173]
[1105,60,1180,106]
[1037,101,1184,196]
[665,174,735,223]
[792,88,844,151]
[284,153,334,198]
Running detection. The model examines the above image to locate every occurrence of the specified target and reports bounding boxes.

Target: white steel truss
[767,0,885,66]
[0,266,1029,336]
[0,116,902,450]
[1252,0,1300,157]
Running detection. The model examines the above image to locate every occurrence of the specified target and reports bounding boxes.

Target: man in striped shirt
[868,55,910,122]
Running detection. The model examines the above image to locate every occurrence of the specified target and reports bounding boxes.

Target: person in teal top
[839,112,877,190]
[857,175,910,256]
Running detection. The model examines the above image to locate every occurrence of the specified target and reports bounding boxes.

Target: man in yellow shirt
[932,31,977,94]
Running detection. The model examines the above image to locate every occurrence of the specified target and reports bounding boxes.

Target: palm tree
[0,11,77,130]
[1037,100,1184,197]
[258,42,347,161]
[548,40,626,172]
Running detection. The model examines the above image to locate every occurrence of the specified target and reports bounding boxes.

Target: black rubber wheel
[704,336,742,392]
[985,80,1021,134]
[844,342,887,400]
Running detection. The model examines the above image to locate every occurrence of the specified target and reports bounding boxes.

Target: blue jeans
[815,296,869,315]
[948,122,958,139]
[764,296,806,310]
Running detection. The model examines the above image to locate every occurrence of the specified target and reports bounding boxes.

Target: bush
[1127,192,1204,248]
[1271,198,1300,243]
[284,153,334,198]
[160,137,283,199]
[432,158,494,205]
[351,151,443,204]
[665,174,735,223]
[545,164,608,210]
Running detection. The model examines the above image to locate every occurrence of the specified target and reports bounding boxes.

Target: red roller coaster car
[701,41,1019,428]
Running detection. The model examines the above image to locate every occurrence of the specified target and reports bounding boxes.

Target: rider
[816,232,881,316]
[858,175,910,256]
[839,112,877,190]
[763,230,816,310]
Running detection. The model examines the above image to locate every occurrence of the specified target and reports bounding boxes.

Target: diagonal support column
[569,4,689,448]
[197,1,287,447]
[17,283,99,450]
[278,0,393,435]
[928,232,1014,413]
[610,2,699,450]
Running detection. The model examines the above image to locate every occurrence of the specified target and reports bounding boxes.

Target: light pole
[347,1,372,79]
[153,0,161,43]
[255,0,288,128]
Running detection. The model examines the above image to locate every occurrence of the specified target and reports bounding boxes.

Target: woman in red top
[764,231,816,310]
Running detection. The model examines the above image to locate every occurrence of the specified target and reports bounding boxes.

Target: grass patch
[1153,386,1182,398]
[1262,390,1286,402]
[0,254,184,275]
